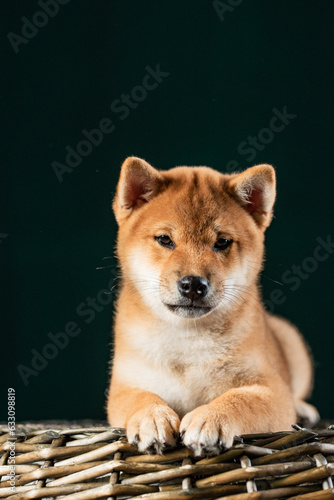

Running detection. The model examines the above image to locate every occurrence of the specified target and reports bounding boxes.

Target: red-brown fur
[107,157,319,455]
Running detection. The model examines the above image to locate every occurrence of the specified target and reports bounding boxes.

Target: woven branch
[1,423,334,499]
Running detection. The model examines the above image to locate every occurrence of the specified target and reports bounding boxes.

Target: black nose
[177,276,210,301]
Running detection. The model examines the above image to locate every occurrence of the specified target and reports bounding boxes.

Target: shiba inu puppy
[107,156,319,455]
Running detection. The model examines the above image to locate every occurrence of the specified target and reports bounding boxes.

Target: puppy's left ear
[227,164,276,229]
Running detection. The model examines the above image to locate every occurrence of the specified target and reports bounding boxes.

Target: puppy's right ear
[113,157,164,223]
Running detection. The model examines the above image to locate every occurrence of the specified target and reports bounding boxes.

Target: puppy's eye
[213,238,232,251]
[155,235,175,249]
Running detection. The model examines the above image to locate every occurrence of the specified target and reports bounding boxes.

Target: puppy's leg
[180,380,295,456]
[295,399,320,426]
[107,384,180,453]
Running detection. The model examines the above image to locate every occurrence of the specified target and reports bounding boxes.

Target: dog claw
[131,434,140,446]
[218,439,227,450]
[144,438,170,455]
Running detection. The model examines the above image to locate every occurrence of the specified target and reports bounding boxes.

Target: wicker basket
[1,422,334,499]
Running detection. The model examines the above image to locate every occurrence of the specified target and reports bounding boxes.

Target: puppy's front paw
[127,405,180,454]
[180,405,237,456]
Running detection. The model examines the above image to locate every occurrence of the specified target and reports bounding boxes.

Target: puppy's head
[113,157,276,321]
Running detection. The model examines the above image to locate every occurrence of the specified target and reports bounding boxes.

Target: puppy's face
[114,158,275,321]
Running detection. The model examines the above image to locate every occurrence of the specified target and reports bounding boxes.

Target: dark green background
[2,0,333,421]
